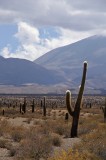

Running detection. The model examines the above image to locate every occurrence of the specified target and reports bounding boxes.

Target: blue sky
[0,24,18,51]
[0,0,106,61]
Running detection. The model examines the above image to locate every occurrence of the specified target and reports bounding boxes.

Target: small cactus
[43,97,46,116]
[32,99,35,113]
[20,103,22,113]
[41,100,43,108]
[66,61,87,137]
[2,109,4,115]
[65,113,69,121]
[22,97,27,113]
[102,98,106,122]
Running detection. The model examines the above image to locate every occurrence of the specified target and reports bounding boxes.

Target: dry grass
[0,95,105,160]
[10,126,25,142]
[0,119,12,136]
[49,148,100,160]
[52,134,62,147]
[16,127,53,160]
[74,115,106,160]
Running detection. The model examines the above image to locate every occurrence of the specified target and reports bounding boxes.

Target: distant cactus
[20,103,22,113]
[2,109,4,115]
[65,112,69,121]
[66,61,87,137]
[89,102,92,108]
[43,97,46,116]
[22,97,27,113]
[41,100,43,108]
[32,99,35,113]
[102,98,106,122]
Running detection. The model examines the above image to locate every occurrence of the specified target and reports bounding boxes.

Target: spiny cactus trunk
[66,61,87,138]
[70,107,80,138]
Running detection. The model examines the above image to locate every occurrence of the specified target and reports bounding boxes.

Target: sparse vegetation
[0,95,105,160]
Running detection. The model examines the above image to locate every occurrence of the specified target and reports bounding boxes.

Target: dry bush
[9,147,17,157]
[0,139,8,148]
[49,149,100,160]
[10,126,25,142]
[33,119,42,125]
[52,134,62,147]
[78,116,99,136]
[16,127,53,160]
[75,120,106,160]
[54,122,71,137]
[23,117,32,124]
[54,124,65,135]
[82,107,102,115]
[82,123,106,160]
[43,118,71,137]
[0,119,12,136]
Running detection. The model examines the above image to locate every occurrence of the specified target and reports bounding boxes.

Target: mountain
[0,35,106,94]
[0,56,66,86]
[35,35,106,90]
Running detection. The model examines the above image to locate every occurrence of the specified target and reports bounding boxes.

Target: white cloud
[1,47,10,57]
[1,21,92,61]
[15,22,40,44]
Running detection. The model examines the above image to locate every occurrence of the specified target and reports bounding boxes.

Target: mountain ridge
[35,35,106,89]
[0,35,106,94]
[0,56,66,86]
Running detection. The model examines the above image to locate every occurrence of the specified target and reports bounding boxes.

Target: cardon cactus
[2,109,4,115]
[32,99,35,113]
[65,112,69,121]
[102,97,106,122]
[22,97,27,113]
[66,61,88,137]
[20,103,22,113]
[43,96,46,116]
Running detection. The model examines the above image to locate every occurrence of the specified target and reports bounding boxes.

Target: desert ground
[0,95,105,160]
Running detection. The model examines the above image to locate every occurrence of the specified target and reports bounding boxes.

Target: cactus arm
[66,90,74,117]
[75,61,87,107]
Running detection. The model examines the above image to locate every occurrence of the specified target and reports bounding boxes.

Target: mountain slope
[0,56,66,85]
[35,35,106,89]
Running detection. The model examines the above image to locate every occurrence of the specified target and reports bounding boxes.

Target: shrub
[11,126,25,142]
[0,139,7,148]
[0,119,11,136]
[9,147,17,157]
[49,149,100,160]
[52,135,62,147]
[16,127,53,160]
[75,123,106,160]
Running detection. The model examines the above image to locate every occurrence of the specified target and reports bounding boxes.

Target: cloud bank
[0,0,106,60]
[0,0,106,31]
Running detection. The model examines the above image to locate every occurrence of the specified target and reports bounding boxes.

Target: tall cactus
[66,61,87,137]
